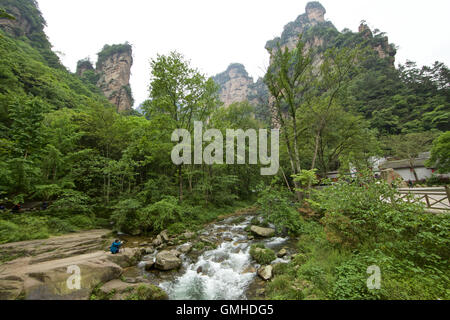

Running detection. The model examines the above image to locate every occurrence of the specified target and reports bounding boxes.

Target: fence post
[446,186,450,206]
[425,194,431,208]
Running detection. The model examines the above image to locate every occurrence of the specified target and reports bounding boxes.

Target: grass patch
[250,244,276,265]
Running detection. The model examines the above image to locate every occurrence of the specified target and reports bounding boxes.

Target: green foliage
[0,7,15,20]
[125,284,168,300]
[96,43,132,69]
[250,244,276,265]
[256,184,302,235]
[110,198,143,235]
[292,169,318,194]
[265,171,449,300]
[427,131,450,173]
[139,196,184,233]
[1,1,448,301]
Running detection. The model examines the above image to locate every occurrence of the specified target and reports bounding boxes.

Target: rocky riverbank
[0,210,298,300]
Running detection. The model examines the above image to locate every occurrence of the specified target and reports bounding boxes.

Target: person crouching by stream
[110,239,123,254]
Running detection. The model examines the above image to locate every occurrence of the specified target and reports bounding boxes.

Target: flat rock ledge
[0,230,151,300]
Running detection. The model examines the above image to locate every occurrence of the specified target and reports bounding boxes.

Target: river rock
[143,261,155,271]
[152,235,163,246]
[179,243,192,254]
[107,248,143,268]
[182,232,195,239]
[155,251,182,271]
[160,230,169,242]
[242,266,257,274]
[251,226,275,238]
[168,249,181,257]
[141,247,154,255]
[200,236,215,245]
[277,249,287,258]
[257,265,273,281]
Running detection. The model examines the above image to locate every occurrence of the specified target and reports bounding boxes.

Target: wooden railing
[397,186,450,213]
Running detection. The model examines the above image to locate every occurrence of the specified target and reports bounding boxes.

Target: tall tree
[264,37,362,198]
[427,131,450,174]
[144,51,220,201]
[384,132,438,181]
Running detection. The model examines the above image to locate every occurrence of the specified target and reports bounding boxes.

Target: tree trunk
[281,167,293,193]
[178,165,183,202]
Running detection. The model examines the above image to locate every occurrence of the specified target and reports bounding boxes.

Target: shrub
[256,185,301,235]
[314,170,426,247]
[139,196,184,234]
[47,217,77,234]
[110,198,143,234]
[67,215,95,229]
[0,216,49,244]
[167,222,187,235]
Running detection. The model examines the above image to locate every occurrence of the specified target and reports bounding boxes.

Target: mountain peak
[305,1,326,23]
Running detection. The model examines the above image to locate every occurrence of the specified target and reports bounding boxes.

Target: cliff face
[0,0,40,37]
[0,0,62,68]
[266,1,333,53]
[266,2,396,65]
[76,59,94,77]
[96,48,133,112]
[77,44,134,112]
[214,1,398,123]
[359,23,396,65]
[213,64,257,107]
[0,6,32,36]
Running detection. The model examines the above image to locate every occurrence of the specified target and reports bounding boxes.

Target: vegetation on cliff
[96,42,132,69]
[0,0,63,69]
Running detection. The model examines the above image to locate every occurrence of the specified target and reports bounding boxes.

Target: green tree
[264,37,362,198]
[144,51,220,201]
[427,131,450,173]
[384,132,438,181]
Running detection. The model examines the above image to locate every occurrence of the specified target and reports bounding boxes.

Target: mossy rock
[125,284,168,300]
[250,244,276,265]
[92,280,168,300]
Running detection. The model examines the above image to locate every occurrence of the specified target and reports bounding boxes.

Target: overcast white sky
[36,0,450,108]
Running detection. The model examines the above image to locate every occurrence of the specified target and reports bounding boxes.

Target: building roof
[379,156,434,170]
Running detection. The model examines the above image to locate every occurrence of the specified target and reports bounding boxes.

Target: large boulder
[0,230,138,300]
[155,251,182,271]
[250,226,275,238]
[19,262,122,300]
[257,265,273,281]
[106,248,142,268]
[179,243,192,254]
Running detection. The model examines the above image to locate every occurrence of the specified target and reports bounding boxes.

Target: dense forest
[0,0,449,300]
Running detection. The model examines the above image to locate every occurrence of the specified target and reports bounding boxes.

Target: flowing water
[142,215,294,300]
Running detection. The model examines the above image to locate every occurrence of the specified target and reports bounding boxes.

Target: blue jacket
[110,241,122,254]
